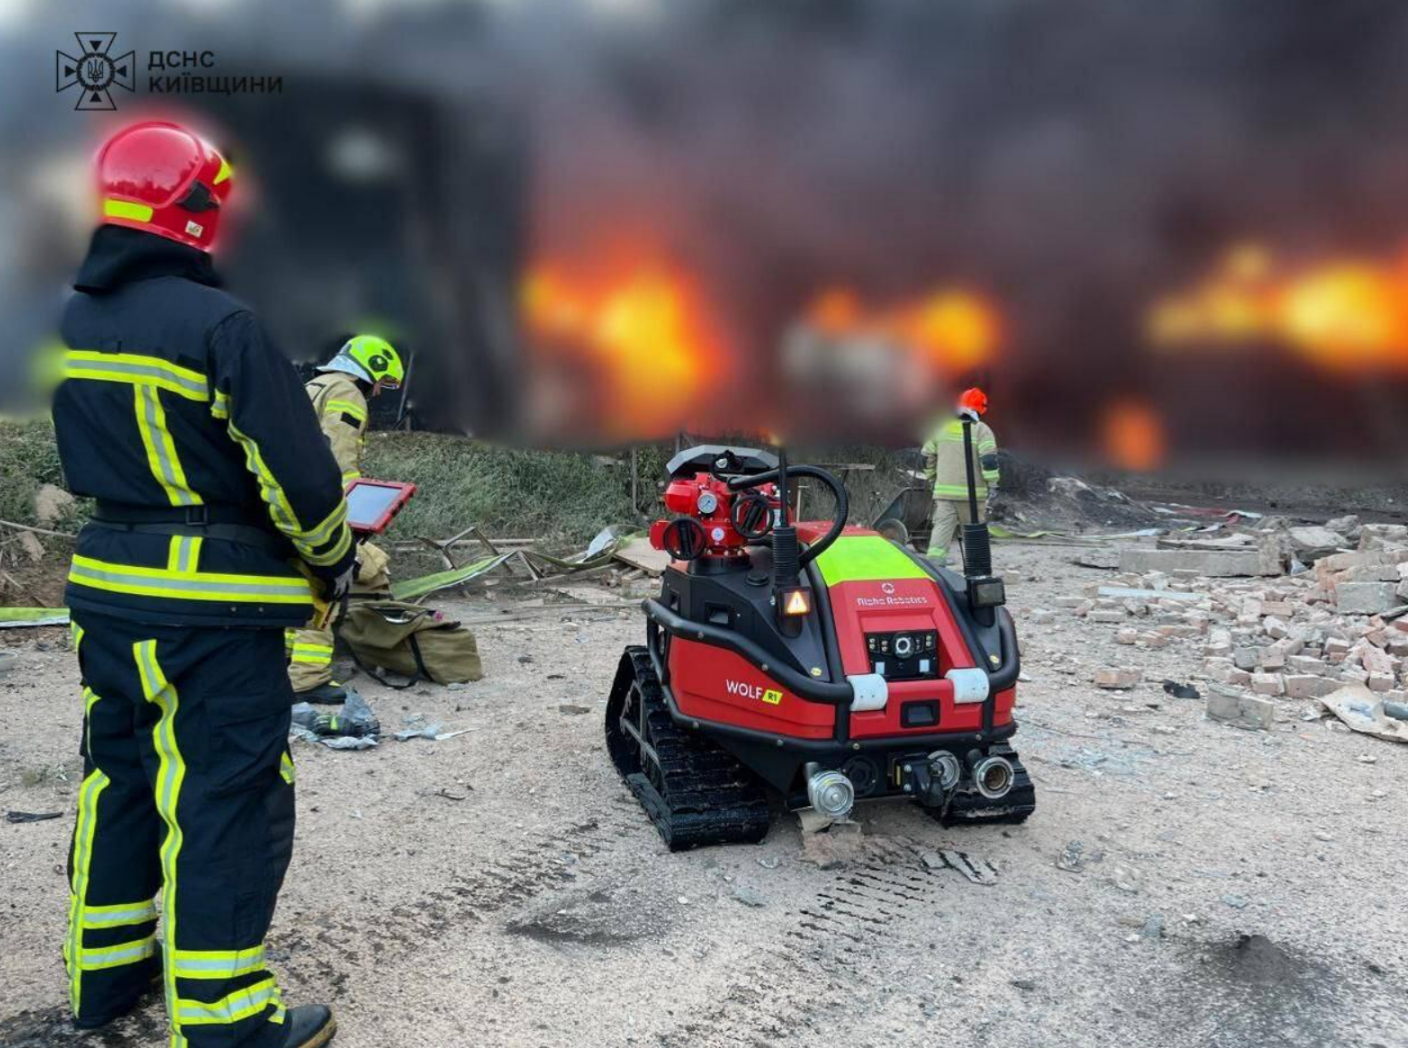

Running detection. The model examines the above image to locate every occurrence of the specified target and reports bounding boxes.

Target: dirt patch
[0,1003,167,1047]
[3,543,1407,1048]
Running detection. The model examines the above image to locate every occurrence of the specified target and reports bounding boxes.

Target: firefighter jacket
[54,226,355,628]
[922,417,1001,501]
[304,371,368,484]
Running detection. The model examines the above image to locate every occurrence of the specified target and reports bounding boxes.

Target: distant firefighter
[286,335,404,703]
[922,387,1000,563]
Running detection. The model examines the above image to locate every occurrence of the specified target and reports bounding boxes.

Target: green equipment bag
[340,600,483,687]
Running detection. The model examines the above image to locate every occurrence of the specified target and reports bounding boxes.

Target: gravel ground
[2,540,1406,1048]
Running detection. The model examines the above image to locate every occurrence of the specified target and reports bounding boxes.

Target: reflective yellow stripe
[226,415,352,566]
[226,419,300,535]
[134,386,202,508]
[301,523,352,568]
[165,536,203,574]
[83,900,159,929]
[104,198,155,223]
[211,390,231,420]
[982,470,1000,482]
[279,752,295,786]
[82,936,157,972]
[289,643,333,665]
[135,641,186,1028]
[327,399,366,423]
[303,502,348,549]
[66,766,111,1016]
[69,555,311,605]
[933,484,986,497]
[341,470,362,484]
[71,621,85,651]
[63,350,209,402]
[176,976,281,1026]
[172,945,267,981]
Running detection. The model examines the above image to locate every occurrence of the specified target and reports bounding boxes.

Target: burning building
[5,0,1408,469]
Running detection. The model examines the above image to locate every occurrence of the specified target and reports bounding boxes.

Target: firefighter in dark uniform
[53,121,346,1047]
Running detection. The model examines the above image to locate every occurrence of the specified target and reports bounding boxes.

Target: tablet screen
[346,482,405,531]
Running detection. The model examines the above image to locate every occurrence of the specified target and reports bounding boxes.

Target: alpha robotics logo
[57,33,136,110]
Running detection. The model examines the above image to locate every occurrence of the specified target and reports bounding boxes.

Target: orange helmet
[957,386,989,417]
[96,121,232,251]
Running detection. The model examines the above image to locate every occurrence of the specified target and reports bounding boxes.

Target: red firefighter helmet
[95,120,233,251]
[957,386,989,419]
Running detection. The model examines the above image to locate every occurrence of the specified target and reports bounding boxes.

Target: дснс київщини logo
[57,33,136,110]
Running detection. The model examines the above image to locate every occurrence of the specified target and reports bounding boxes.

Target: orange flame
[1100,398,1167,472]
[801,285,1003,371]
[1148,243,1408,372]
[521,259,724,439]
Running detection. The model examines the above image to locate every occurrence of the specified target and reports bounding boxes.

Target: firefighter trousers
[66,612,296,1047]
[927,498,984,562]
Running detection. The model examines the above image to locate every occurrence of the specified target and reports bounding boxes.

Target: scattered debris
[612,537,670,577]
[1099,586,1202,602]
[435,728,476,741]
[1056,840,1086,873]
[1162,679,1200,700]
[1334,581,1400,615]
[1318,684,1408,744]
[33,484,75,524]
[1205,684,1274,731]
[16,532,44,562]
[559,704,592,716]
[5,811,63,824]
[1095,667,1141,690]
[1119,548,1273,578]
[1076,549,1121,570]
[392,526,632,601]
[0,609,69,630]
[730,886,767,908]
[290,690,381,748]
[799,820,865,869]
[394,713,444,741]
[797,807,842,834]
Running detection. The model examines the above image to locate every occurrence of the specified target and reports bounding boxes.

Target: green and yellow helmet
[320,335,404,389]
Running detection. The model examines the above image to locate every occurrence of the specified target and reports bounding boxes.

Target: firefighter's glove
[317,562,356,604]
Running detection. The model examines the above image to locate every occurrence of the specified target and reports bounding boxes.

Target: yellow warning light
[782,588,812,616]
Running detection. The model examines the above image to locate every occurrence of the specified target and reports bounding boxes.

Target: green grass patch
[0,418,918,567]
[361,433,668,547]
[0,418,74,527]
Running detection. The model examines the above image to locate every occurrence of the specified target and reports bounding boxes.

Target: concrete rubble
[1067,515,1408,736]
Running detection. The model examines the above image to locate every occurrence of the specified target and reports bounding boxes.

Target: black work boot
[296,682,348,705]
[282,1004,337,1048]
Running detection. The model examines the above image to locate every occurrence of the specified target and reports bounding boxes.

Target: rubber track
[609,647,771,851]
[932,742,1037,826]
